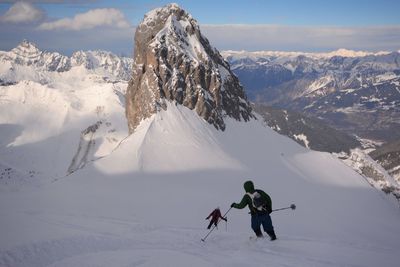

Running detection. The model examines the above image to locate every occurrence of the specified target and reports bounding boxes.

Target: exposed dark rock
[370,139,400,183]
[125,4,253,133]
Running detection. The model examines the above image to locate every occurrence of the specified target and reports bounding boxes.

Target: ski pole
[201,207,232,242]
[272,204,296,212]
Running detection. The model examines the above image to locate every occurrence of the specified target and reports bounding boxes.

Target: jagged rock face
[6,40,70,72]
[125,4,253,133]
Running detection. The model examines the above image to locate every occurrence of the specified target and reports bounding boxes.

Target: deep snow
[1,99,400,266]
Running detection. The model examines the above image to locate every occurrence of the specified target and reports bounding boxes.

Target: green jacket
[232,181,272,214]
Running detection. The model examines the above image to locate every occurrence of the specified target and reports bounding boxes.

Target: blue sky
[1,0,400,55]
[8,0,400,26]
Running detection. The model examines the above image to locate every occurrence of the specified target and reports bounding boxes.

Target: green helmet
[243,180,255,193]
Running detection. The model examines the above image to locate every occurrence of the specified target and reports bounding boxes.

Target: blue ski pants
[251,212,274,235]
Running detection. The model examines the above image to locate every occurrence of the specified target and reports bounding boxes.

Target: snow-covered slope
[1,10,400,267]
[1,97,400,266]
[0,42,129,188]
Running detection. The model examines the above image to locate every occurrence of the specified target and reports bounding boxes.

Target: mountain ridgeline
[223,50,400,143]
[0,40,133,83]
[125,4,253,133]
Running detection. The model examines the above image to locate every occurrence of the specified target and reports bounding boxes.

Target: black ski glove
[230,203,236,208]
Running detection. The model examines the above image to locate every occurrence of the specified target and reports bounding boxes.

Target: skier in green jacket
[231,180,277,240]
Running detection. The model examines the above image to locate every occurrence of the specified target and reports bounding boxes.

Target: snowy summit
[125,3,253,132]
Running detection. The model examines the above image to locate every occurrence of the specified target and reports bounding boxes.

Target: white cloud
[38,8,131,31]
[2,21,399,56]
[202,24,400,52]
[0,1,45,23]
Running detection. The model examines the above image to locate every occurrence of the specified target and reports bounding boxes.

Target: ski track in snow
[1,213,392,267]
[1,221,395,267]
[1,107,400,266]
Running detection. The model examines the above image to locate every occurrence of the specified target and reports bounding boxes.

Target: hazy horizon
[1,0,400,55]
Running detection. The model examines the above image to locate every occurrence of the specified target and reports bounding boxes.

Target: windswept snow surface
[1,100,400,267]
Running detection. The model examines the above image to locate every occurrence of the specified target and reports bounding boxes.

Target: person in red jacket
[206,207,227,229]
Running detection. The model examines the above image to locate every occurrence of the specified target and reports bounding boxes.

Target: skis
[249,236,277,241]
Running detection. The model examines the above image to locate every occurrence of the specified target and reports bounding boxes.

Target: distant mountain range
[223,49,400,143]
[0,39,133,83]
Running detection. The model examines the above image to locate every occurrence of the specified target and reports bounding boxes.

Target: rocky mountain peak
[126,4,254,133]
[1,41,133,79]
[15,39,40,51]
[10,40,43,64]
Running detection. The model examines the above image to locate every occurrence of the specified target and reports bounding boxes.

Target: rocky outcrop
[125,4,253,133]
[370,139,400,184]
[340,149,400,200]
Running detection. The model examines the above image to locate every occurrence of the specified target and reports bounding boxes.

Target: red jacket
[206,209,226,222]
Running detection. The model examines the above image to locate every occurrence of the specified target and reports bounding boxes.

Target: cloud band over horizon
[38,8,131,31]
[202,24,400,52]
[0,2,399,55]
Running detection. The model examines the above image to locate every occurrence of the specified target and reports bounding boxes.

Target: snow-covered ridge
[0,40,133,82]
[142,3,191,27]
[140,2,209,66]
[0,41,130,187]
[222,48,392,60]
